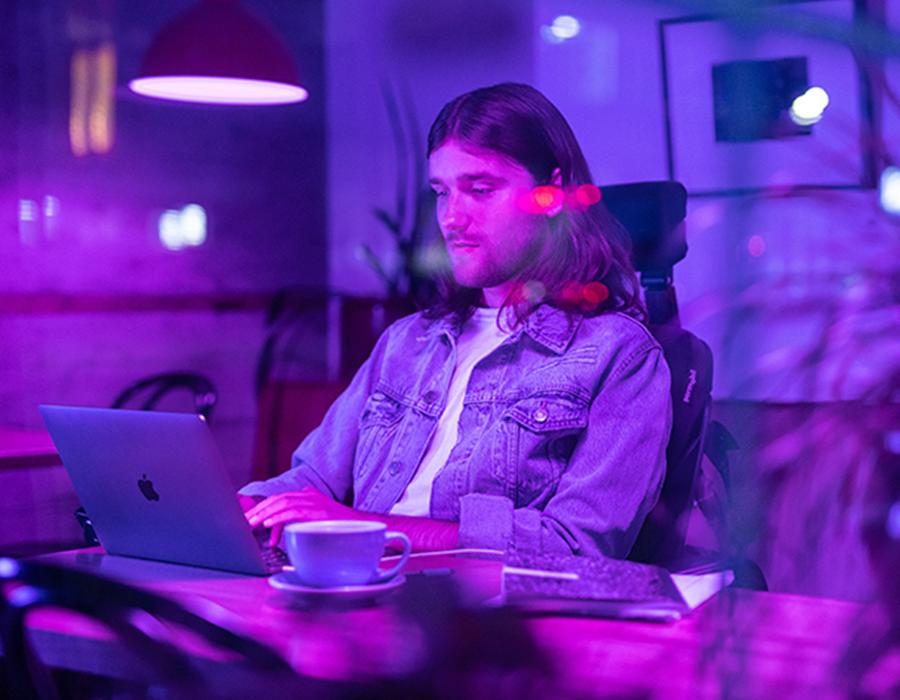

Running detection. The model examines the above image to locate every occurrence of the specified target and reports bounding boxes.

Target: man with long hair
[242,83,671,559]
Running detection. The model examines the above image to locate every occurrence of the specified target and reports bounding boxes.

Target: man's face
[428,139,550,305]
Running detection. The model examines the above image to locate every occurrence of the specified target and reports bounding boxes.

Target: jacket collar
[433,304,582,355]
[522,304,583,354]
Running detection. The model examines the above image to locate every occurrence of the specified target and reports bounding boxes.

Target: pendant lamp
[129,0,308,105]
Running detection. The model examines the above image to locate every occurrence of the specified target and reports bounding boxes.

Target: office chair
[603,182,765,588]
[599,181,706,565]
[112,371,217,422]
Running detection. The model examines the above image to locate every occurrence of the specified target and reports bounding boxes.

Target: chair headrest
[600,181,688,276]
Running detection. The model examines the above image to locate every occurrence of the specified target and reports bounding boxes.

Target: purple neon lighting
[129,76,308,105]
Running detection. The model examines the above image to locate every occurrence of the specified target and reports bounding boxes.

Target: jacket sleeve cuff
[458,494,542,551]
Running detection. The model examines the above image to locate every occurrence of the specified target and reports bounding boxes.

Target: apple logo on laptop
[138,474,160,502]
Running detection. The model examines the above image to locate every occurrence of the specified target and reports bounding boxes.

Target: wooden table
[18,549,898,699]
[0,427,61,471]
[0,430,82,556]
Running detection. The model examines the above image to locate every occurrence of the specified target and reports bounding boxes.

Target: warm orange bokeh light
[559,280,609,311]
[582,281,609,306]
[564,184,603,213]
[575,184,602,207]
[519,184,601,215]
[519,186,565,215]
[561,281,583,306]
[533,186,561,209]
[70,42,116,157]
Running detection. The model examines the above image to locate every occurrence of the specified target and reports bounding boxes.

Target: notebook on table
[501,550,733,622]
[40,405,287,576]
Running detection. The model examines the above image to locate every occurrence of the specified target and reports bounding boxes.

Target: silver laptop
[40,405,285,576]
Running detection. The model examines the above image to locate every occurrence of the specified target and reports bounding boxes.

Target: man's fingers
[261,510,321,528]
[246,495,311,526]
[237,494,262,513]
[269,522,284,547]
[245,489,322,523]
[244,495,286,521]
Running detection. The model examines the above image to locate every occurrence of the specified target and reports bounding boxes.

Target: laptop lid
[40,405,268,576]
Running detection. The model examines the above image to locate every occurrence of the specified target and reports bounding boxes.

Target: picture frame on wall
[658,0,873,197]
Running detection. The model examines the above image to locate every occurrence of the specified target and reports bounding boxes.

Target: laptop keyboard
[261,545,289,573]
[251,526,289,573]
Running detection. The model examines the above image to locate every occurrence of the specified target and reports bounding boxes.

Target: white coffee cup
[283,520,411,588]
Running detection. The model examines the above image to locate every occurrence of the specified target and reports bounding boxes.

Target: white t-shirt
[390,308,512,517]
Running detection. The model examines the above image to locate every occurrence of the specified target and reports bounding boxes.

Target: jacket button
[389,461,402,475]
[533,408,549,423]
[423,390,438,403]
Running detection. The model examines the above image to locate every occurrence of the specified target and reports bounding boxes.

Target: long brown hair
[423,83,645,326]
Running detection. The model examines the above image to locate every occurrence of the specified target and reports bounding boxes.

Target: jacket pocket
[500,394,589,503]
[354,391,405,479]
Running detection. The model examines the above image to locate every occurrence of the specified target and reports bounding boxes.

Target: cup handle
[372,531,411,583]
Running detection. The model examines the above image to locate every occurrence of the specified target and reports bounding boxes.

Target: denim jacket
[240,304,672,559]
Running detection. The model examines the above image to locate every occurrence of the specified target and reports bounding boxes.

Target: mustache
[445,235,480,245]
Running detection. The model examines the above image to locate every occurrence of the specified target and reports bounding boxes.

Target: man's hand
[238,494,262,513]
[244,487,367,546]
[239,487,460,552]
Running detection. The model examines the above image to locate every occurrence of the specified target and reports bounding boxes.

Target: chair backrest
[601,180,688,327]
[602,181,710,564]
[112,371,217,422]
[630,324,713,563]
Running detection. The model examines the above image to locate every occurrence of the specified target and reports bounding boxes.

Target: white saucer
[267,572,406,602]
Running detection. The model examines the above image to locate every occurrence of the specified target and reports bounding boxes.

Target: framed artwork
[658,0,873,196]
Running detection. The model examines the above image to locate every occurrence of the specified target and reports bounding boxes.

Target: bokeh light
[561,281,582,306]
[521,280,547,304]
[519,186,565,215]
[70,42,116,156]
[582,281,609,307]
[550,15,581,39]
[568,184,602,212]
[576,184,601,206]
[18,199,37,223]
[533,186,561,210]
[789,86,829,126]
[559,280,609,311]
[519,185,604,216]
[43,195,60,219]
[412,239,451,277]
[0,557,20,578]
[888,502,900,540]
[159,210,184,251]
[540,15,581,44]
[879,166,900,216]
[159,203,207,251]
[180,204,207,246]
[688,202,724,232]
[747,234,766,257]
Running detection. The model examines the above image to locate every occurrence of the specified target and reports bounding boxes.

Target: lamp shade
[129,0,308,105]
